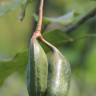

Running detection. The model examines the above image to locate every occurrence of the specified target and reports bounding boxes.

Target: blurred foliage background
[0,0,96,96]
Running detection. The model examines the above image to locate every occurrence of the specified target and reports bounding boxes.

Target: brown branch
[32,0,44,40]
[35,0,44,32]
[72,34,96,42]
[64,8,96,33]
[63,34,96,43]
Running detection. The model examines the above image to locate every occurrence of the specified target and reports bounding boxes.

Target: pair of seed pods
[26,38,71,96]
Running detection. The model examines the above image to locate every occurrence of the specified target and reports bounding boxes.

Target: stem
[40,36,55,51]
[32,0,44,40]
[35,0,44,33]
[31,0,56,51]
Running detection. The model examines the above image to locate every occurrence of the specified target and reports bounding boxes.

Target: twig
[32,0,44,39]
[64,34,96,43]
[35,0,44,32]
[73,34,96,42]
[65,8,96,33]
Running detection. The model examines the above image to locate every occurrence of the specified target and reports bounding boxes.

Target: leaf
[0,73,28,96]
[64,0,96,18]
[34,0,96,26]
[43,14,96,48]
[43,30,73,46]
[27,39,48,96]
[34,11,75,25]
[0,0,27,16]
[0,51,28,85]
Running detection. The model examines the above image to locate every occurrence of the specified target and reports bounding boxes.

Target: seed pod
[46,45,71,96]
[26,39,48,96]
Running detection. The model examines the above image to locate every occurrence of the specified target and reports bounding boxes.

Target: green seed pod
[27,39,48,96]
[47,46,71,96]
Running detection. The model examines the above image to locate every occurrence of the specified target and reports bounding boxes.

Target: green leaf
[34,0,96,26]
[0,51,28,85]
[34,11,75,25]
[0,0,27,16]
[64,0,96,20]
[43,30,73,46]
[0,73,28,96]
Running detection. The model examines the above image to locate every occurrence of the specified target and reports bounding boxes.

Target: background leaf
[0,51,28,85]
[0,0,27,16]
[43,30,73,46]
[34,11,75,25]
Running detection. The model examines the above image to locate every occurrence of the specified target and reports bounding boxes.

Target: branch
[63,34,96,43]
[35,0,44,33]
[31,1,41,33]
[72,34,96,42]
[65,8,96,33]
[31,0,44,41]
[28,0,40,43]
